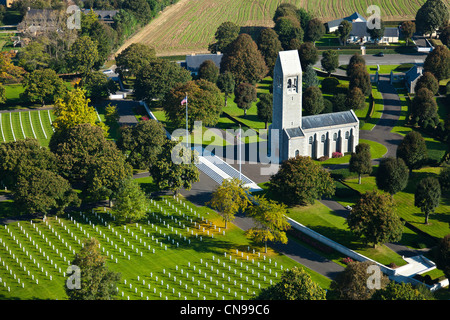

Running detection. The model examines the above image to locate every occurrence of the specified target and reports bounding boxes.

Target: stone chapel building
[270,50,359,163]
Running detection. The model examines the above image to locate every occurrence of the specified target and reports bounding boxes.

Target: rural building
[325,12,366,33]
[347,22,400,44]
[326,12,399,44]
[17,9,61,35]
[183,53,223,76]
[404,65,423,94]
[81,9,118,24]
[269,50,359,162]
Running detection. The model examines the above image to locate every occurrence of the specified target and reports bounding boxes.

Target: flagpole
[239,124,241,182]
[185,92,188,148]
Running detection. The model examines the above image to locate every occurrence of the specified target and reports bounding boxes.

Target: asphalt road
[314,53,427,73]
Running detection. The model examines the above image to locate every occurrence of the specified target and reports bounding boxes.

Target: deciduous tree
[346,87,366,110]
[216,71,235,107]
[66,237,121,300]
[220,33,268,85]
[256,92,272,129]
[337,20,352,45]
[400,21,416,45]
[269,155,335,206]
[303,85,324,115]
[207,178,250,229]
[376,157,409,195]
[423,45,450,80]
[435,234,450,281]
[347,190,403,247]
[257,28,282,77]
[415,177,441,224]
[117,119,166,170]
[329,260,389,300]
[349,143,372,184]
[21,68,67,106]
[134,58,192,103]
[208,21,240,54]
[305,18,325,43]
[149,140,199,195]
[321,50,339,76]
[396,131,428,172]
[163,79,223,128]
[52,88,104,134]
[411,87,438,124]
[415,0,449,37]
[233,82,257,117]
[414,71,439,95]
[298,42,318,70]
[15,168,80,216]
[255,267,326,300]
[245,195,290,253]
[198,59,219,84]
[111,178,148,222]
[115,43,156,79]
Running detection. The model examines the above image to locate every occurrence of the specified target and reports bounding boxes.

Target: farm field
[0,110,55,147]
[116,0,433,56]
[0,189,330,300]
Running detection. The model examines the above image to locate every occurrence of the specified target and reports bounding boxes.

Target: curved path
[359,75,404,159]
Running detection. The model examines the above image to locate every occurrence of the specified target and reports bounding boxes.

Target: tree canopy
[163,79,223,128]
[245,195,290,253]
[117,119,167,170]
[134,58,192,103]
[415,177,441,224]
[208,21,240,54]
[220,33,268,85]
[207,178,250,229]
[347,190,404,247]
[66,237,121,300]
[149,140,199,195]
[255,266,326,300]
[396,131,428,172]
[349,143,372,184]
[269,155,335,206]
[375,157,409,195]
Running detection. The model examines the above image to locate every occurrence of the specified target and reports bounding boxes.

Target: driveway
[359,75,404,159]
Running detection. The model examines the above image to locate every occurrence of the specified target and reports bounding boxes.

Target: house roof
[405,65,423,82]
[185,54,223,71]
[302,110,358,130]
[81,9,119,20]
[326,12,366,29]
[326,18,344,29]
[349,22,399,38]
[345,12,366,23]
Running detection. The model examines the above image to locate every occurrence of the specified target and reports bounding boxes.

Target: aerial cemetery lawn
[0,184,331,300]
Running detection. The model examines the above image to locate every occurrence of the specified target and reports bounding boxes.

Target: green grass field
[344,166,450,240]
[0,110,55,147]
[0,180,331,300]
[282,196,407,267]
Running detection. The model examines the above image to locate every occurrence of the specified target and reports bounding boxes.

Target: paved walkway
[359,75,404,159]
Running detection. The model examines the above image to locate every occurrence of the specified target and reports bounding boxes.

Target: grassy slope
[118,0,431,56]
[0,177,332,300]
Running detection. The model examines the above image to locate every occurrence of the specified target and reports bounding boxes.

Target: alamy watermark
[66,265,81,290]
[366,5,382,30]
[67,5,81,30]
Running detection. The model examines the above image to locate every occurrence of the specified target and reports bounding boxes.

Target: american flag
[181,96,188,105]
